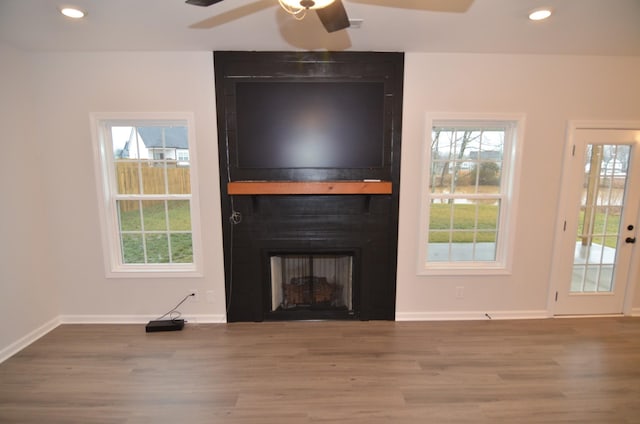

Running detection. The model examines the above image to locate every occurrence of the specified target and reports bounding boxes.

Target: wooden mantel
[227,181,392,195]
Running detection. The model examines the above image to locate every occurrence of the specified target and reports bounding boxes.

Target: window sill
[105,266,202,279]
[417,264,511,277]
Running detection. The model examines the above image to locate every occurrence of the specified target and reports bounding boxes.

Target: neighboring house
[431,150,502,174]
[467,150,502,161]
[122,126,190,165]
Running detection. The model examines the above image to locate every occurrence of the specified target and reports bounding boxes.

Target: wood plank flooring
[1,318,640,423]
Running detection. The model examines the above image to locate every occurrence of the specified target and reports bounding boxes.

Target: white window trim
[417,112,525,276]
[90,112,203,278]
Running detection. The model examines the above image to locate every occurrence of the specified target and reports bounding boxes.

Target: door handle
[625,237,636,244]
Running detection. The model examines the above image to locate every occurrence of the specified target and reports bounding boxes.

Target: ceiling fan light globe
[280,0,335,9]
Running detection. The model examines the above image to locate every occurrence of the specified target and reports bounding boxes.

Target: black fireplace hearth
[222,194,396,321]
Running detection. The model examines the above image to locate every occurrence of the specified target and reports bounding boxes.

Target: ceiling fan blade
[185,0,225,6]
[189,0,274,29]
[316,0,350,33]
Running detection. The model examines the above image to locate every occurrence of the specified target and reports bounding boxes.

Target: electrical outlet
[206,290,215,303]
[190,289,199,302]
[455,286,464,299]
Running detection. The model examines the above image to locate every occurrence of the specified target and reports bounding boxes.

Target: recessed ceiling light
[528,8,552,21]
[60,7,86,19]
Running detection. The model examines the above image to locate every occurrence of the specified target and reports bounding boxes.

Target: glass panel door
[553,126,640,316]
[572,144,630,293]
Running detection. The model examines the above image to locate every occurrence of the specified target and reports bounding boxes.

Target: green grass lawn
[428,203,499,243]
[427,204,621,247]
[577,208,621,248]
[118,201,193,264]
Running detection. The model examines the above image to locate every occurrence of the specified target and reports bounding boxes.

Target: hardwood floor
[1,318,639,423]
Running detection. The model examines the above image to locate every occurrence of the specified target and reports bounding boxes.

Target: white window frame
[417,113,524,276]
[90,112,203,278]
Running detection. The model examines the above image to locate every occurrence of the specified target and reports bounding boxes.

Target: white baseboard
[0,316,61,364]
[185,314,227,324]
[59,314,227,324]
[630,308,640,317]
[395,310,551,321]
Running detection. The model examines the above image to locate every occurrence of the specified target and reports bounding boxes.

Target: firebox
[269,253,354,319]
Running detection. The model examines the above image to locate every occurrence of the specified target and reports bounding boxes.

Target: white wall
[0,43,60,361]
[28,51,227,322]
[2,51,640,359]
[397,53,640,319]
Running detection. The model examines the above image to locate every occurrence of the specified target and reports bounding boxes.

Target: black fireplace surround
[214,51,404,321]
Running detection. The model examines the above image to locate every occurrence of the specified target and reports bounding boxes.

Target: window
[177,149,190,163]
[418,114,523,275]
[91,113,202,277]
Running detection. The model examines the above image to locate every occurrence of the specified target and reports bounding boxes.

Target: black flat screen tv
[235,81,386,170]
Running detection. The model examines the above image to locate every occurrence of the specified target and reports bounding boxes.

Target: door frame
[548,120,640,316]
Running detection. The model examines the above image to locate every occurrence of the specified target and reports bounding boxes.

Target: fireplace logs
[282,276,342,309]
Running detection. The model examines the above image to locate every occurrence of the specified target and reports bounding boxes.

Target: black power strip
[145,319,185,333]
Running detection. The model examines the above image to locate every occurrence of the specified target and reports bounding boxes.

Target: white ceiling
[0,0,639,55]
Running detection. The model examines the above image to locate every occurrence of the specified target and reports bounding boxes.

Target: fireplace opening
[269,253,354,319]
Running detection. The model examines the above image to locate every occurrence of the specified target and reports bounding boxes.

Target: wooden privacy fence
[116,161,191,212]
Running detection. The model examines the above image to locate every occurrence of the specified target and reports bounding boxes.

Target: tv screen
[235,81,385,169]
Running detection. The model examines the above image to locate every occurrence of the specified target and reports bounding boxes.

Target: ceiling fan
[186,0,351,33]
[185,0,474,34]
